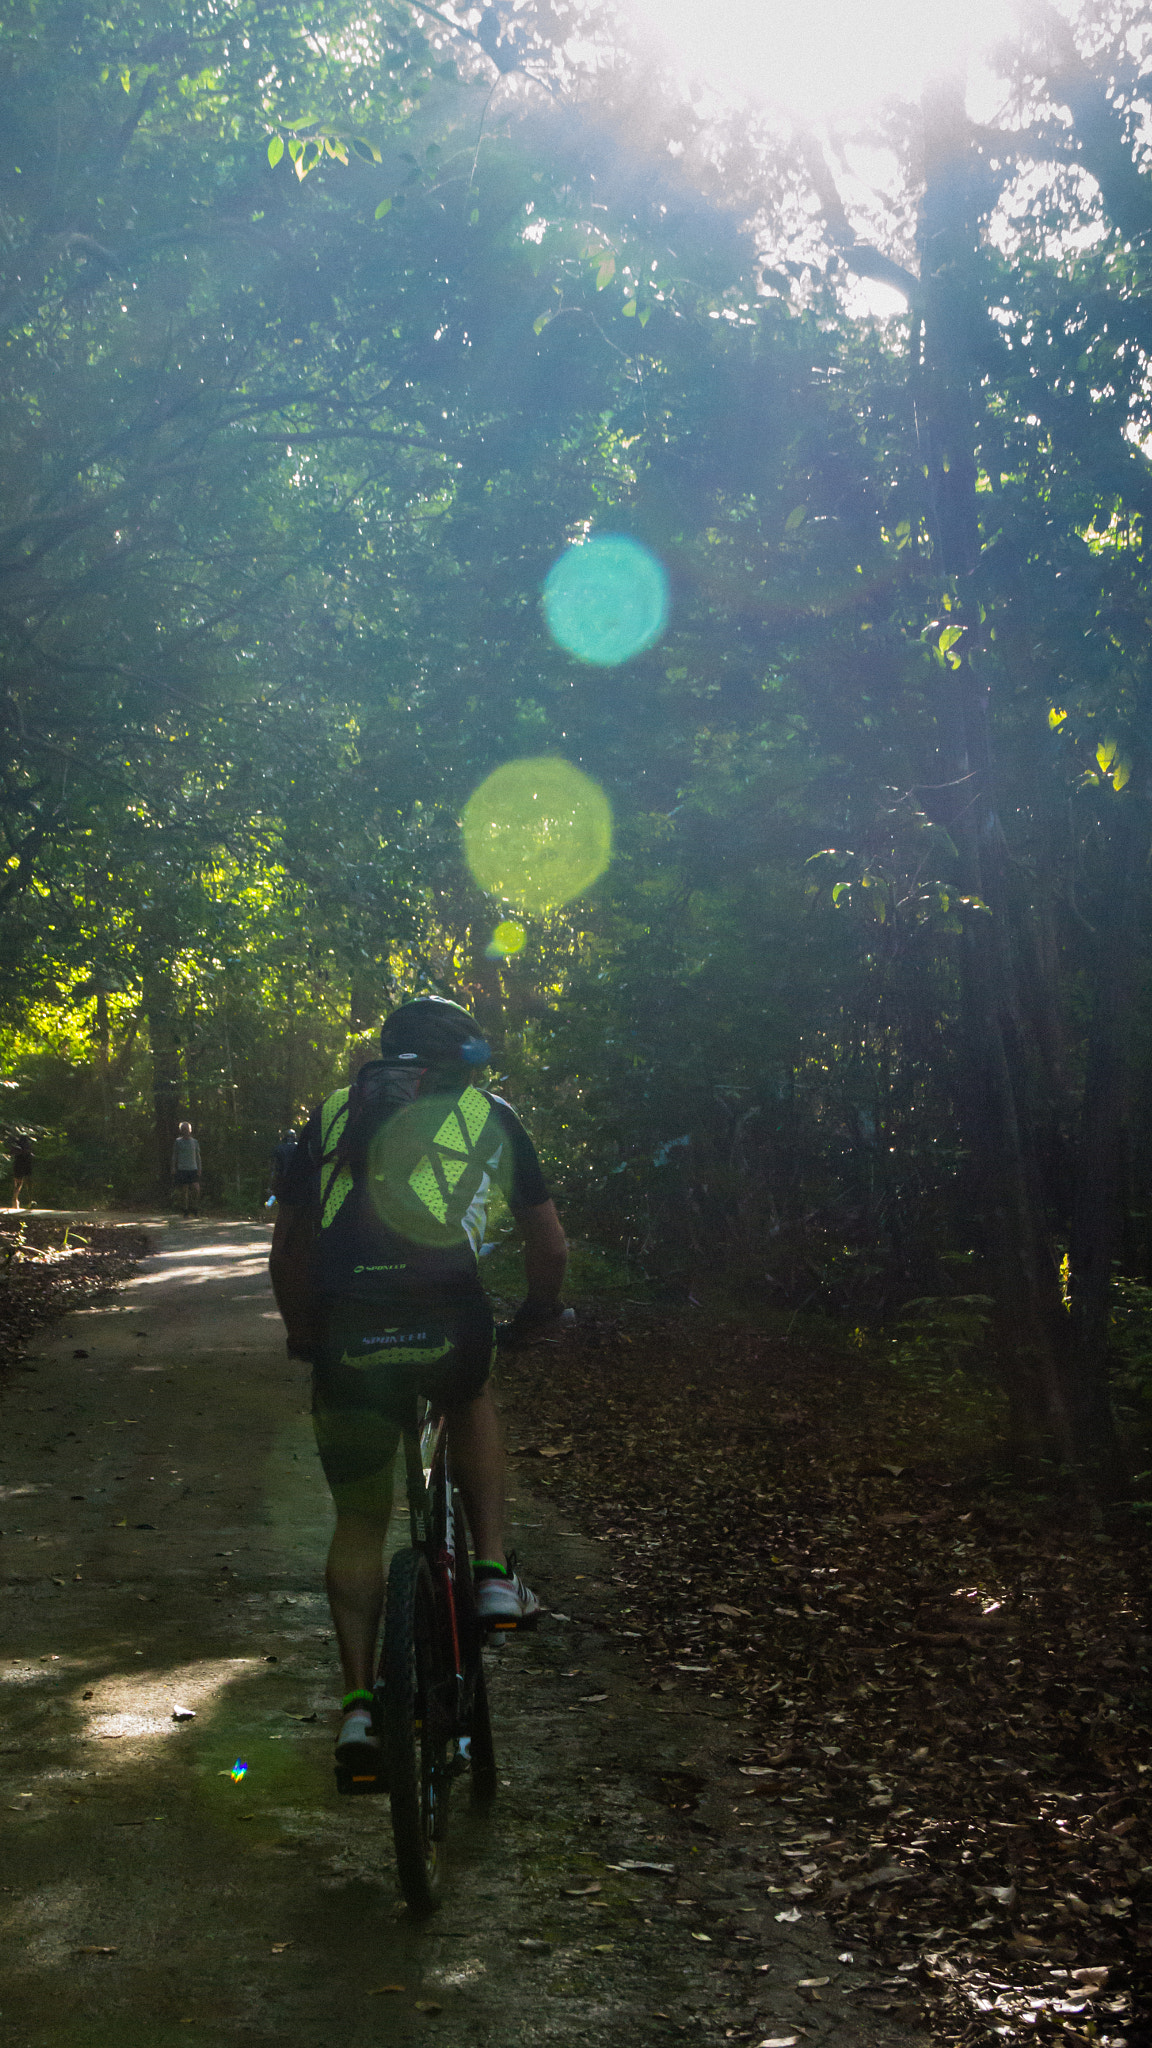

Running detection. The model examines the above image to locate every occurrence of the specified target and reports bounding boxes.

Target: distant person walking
[171,1122,202,1217]
[11,1134,33,1209]
[266,1127,298,1208]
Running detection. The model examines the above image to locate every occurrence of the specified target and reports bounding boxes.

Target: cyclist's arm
[269,1201,320,1356]
[515,1198,567,1305]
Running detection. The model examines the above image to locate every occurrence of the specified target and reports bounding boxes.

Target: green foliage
[1,0,1152,1494]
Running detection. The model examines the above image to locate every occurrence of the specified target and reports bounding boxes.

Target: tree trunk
[1066,788,1144,1491]
[918,80,1077,1467]
[143,971,184,1201]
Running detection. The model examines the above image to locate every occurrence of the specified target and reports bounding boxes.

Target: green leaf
[469,207,480,225]
[1096,739,1119,774]
[785,505,806,531]
[622,298,637,317]
[1048,706,1067,729]
[596,256,616,290]
[938,624,963,654]
[1113,760,1131,791]
[350,138,381,165]
[638,306,651,327]
[533,311,552,336]
[832,881,848,906]
[374,197,392,219]
[267,135,284,168]
[120,68,131,93]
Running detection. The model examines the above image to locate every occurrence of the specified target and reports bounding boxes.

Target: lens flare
[488,920,527,958]
[543,535,669,667]
[230,1760,248,1782]
[462,757,612,914]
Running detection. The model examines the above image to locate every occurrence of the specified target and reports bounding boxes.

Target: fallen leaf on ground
[562,1882,601,1896]
[76,1946,118,1955]
[366,1985,405,1994]
[171,1705,195,1721]
[413,1999,443,2013]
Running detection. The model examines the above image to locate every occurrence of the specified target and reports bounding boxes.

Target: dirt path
[0,1221,925,2047]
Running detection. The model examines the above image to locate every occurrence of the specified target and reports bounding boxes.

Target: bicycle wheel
[381,1547,450,1912]
[451,1496,497,1803]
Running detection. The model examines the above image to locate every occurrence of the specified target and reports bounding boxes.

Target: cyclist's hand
[497,1301,575,1351]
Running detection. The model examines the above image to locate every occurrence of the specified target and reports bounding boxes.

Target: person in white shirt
[171,1122,202,1216]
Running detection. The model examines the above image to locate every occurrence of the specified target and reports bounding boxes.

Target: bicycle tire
[381,1547,449,1912]
[451,1494,497,1802]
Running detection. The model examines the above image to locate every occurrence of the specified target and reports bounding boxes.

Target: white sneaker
[474,1562,541,1629]
[334,1706,380,1772]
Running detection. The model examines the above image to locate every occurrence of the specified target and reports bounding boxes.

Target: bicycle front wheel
[381,1548,449,1913]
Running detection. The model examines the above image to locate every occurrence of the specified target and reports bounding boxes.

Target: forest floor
[0,1215,1147,2048]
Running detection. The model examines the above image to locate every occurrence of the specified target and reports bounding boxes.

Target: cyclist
[269,996,568,1773]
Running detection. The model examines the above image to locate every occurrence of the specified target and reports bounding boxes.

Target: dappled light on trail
[131,1238,271,1290]
[542,534,669,667]
[70,1656,260,1746]
[461,757,612,913]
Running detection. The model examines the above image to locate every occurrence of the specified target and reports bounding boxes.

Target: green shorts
[311,1295,495,1516]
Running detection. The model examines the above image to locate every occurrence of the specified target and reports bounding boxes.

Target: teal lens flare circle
[542,535,669,668]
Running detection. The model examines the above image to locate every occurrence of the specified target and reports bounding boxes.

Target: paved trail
[0,1222,924,2047]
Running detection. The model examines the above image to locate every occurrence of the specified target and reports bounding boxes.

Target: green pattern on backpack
[319,1087,353,1232]
[403,1085,497,1235]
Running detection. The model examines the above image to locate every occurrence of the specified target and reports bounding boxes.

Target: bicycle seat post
[403,1414,430,1548]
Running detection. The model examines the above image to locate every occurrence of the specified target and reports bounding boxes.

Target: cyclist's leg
[444,1382,506,1564]
[436,1320,539,1624]
[312,1345,401,1696]
[325,1501,394,1694]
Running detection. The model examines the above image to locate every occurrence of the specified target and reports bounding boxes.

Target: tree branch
[796,134,920,303]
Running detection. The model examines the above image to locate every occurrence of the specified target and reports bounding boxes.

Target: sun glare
[621,0,1018,122]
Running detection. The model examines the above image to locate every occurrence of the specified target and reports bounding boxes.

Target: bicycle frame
[402,1408,465,1717]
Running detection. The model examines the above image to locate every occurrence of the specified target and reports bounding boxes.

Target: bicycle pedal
[334,1764,388,1797]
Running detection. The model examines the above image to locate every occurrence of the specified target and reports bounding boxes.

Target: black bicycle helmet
[378,996,490,1067]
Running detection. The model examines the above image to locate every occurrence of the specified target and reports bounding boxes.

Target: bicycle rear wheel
[381,1547,450,1912]
[451,1495,497,1803]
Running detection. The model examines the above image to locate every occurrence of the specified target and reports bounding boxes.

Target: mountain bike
[336,1401,500,1913]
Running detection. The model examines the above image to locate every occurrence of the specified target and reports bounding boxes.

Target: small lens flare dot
[230,1760,248,1782]
[543,534,669,667]
[489,920,526,958]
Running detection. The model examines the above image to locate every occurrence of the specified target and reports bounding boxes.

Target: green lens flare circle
[462,758,612,915]
[542,534,669,667]
[490,920,526,957]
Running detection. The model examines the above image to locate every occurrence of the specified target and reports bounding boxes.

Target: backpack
[315,1060,507,1292]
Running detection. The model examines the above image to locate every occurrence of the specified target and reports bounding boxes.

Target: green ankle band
[473,1558,507,1575]
[341,1688,374,1710]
